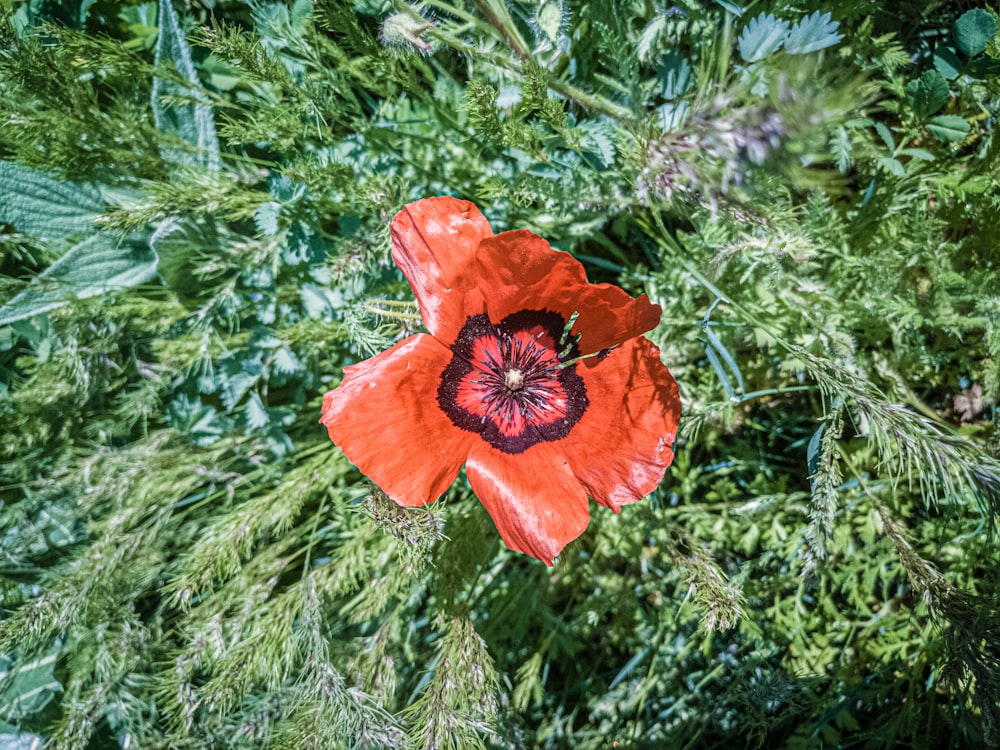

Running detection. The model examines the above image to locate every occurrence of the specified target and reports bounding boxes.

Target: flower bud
[381,12,434,51]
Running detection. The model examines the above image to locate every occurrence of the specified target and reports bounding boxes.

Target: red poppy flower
[320,197,681,564]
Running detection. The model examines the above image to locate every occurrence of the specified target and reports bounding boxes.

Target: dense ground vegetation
[1,0,999,747]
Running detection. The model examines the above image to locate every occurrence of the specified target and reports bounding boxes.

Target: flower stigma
[504,368,525,392]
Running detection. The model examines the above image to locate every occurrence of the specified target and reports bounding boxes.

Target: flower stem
[424,0,634,120]
[364,298,423,321]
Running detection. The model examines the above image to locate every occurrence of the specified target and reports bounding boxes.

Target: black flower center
[438,310,588,454]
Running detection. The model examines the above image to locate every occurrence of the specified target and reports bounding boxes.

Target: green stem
[364,298,423,321]
[424,0,634,120]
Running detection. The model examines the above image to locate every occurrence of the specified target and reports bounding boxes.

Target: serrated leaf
[0,162,104,239]
[272,345,302,375]
[874,121,895,151]
[636,14,668,62]
[784,11,843,55]
[0,234,159,325]
[152,0,220,168]
[577,120,616,168]
[926,114,970,142]
[738,13,788,62]
[831,125,852,172]
[905,69,949,120]
[656,50,693,99]
[254,202,281,236]
[934,45,963,79]
[245,392,270,429]
[954,8,996,57]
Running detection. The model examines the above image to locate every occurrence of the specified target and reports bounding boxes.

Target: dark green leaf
[152,0,220,168]
[0,234,159,325]
[656,50,694,99]
[905,69,949,120]
[926,114,970,142]
[0,161,103,239]
[954,9,996,57]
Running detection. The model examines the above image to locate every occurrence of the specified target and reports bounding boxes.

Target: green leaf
[0,724,45,750]
[152,0,220,168]
[246,392,270,429]
[905,69,949,120]
[0,162,104,239]
[898,147,936,161]
[0,643,61,720]
[656,50,694,99]
[926,114,970,142]
[713,0,743,16]
[784,11,843,55]
[636,14,668,62]
[878,156,905,177]
[0,234,159,325]
[954,9,996,57]
[934,45,963,79]
[738,13,788,62]
[874,121,895,151]
[254,202,282,236]
[577,120,616,169]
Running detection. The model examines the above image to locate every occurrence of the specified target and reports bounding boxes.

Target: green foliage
[1,1,999,748]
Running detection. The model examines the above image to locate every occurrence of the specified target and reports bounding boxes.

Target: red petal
[390,197,493,344]
[320,334,475,506]
[466,441,591,565]
[564,337,681,512]
[475,230,662,354]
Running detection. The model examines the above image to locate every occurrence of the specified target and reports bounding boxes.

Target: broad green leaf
[784,11,843,55]
[152,0,220,168]
[738,13,788,62]
[954,8,996,57]
[905,69,949,120]
[926,114,970,142]
[0,234,159,325]
[0,161,104,239]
